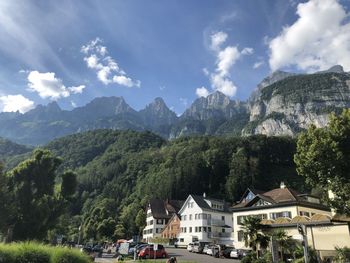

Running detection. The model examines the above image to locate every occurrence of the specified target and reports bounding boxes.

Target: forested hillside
[0,129,309,241]
[1,129,304,241]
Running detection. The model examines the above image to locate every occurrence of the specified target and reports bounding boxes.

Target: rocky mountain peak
[140,97,177,126]
[316,65,344,74]
[181,91,247,120]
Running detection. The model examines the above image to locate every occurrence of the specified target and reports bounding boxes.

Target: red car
[138,244,168,259]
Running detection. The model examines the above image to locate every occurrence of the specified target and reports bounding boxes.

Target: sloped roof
[232,187,330,212]
[191,195,231,213]
[262,188,300,203]
[149,199,184,219]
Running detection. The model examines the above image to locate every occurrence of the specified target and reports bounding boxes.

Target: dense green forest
[0,129,307,243]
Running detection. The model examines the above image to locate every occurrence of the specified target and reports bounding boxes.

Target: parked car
[202,244,210,254]
[230,249,250,259]
[187,243,194,252]
[138,245,167,259]
[206,244,215,256]
[223,247,235,258]
[192,242,209,253]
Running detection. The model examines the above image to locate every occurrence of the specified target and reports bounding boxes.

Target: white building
[177,194,233,246]
[142,199,183,242]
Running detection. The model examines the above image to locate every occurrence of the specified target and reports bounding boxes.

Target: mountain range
[1,65,350,145]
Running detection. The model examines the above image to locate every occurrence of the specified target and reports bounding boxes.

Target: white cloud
[253,61,264,69]
[204,31,253,97]
[210,74,237,97]
[210,31,228,51]
[82,38,141,88]
[68,85,85,94]
[269,0,350,72]
[71,101,77,108]
[241,47,254,55]
[27,71,85,100]
[202,68,209,76]
[196,86,210,98]
[217,46,241,76]
[0,94,34,113]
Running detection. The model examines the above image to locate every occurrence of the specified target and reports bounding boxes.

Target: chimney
[280,182,286,189]
[203,192,206,198]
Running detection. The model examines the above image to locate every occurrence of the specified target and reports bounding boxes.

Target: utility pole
[297,224,309,263]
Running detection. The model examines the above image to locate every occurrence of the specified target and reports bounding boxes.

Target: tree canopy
[0,149,77,241]
[295,109,350,215]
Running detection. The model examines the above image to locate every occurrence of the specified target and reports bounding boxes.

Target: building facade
[142,199,183,242]
[231,184,332,249]
[177,194,233,246]
[160,214,181,242]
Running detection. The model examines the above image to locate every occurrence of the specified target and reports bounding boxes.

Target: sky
[0,0,350,115]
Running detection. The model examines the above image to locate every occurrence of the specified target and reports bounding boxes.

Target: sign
[153,244,158,251]
[119,242,130,255]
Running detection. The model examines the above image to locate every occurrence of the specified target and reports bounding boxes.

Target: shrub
[0,244,16,263]
[51,248,91,263]
[0,242,91,263]
[15,243,50,263]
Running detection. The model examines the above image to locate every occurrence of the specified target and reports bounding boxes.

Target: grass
[0,242,91,263]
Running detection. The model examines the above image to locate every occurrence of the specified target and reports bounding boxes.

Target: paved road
[95,248,241,263]
[166,248,240,263]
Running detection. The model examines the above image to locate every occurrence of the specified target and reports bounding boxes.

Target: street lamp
[78,225,82,246]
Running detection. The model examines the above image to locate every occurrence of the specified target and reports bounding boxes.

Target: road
[95,248,241,263]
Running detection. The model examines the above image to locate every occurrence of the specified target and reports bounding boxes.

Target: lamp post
[78,225,82,246]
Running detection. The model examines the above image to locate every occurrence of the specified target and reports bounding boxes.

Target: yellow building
[232,184,350,260]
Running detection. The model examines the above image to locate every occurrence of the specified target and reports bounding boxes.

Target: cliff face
[244,67,350,136]
[181,91,247,120]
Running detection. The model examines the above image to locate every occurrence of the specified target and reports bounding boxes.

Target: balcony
[209,218,227,227]
[208,232,232,238]
[208,232,231,238]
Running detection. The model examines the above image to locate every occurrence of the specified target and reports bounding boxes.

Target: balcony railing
[209,218,227,227]
[208,232,232,238]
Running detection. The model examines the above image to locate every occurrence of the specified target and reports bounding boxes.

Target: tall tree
[295,109,350,215]
[241,216,270,258]
[5,149,77,241]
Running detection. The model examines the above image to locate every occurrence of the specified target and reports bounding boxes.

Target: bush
[51,248,90,263]
[0,245,16,263]
[241,252,257,263]
[0,242,91,263]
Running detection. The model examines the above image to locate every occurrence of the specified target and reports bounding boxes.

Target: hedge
[0,242,91,263]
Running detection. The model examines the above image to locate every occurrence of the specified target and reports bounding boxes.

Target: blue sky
[0,0,350,115]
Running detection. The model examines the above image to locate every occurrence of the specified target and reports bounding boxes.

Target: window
[199,227,202,232]
[195,227,198,232]
[208,227,211,232]
[156,228,159,233]
[238,230,244,242]
[237,214,267,225]
[222,228,225,233]
[157,219,163,224]
[253,199,271,206]
[203,227,207,232]
[189,227,192,233]
[150,220,153,225]
[270,211,292,220]
[299,211,310,217]
[195,214,198,219]
[221,216,225,221]
[189,214,192,220]
[180,238,184,242]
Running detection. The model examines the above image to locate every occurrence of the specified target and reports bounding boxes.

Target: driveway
[95,248,241,263]
[167,248,240,263]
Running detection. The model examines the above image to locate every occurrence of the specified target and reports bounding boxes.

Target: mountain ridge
[1,65,349,145]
